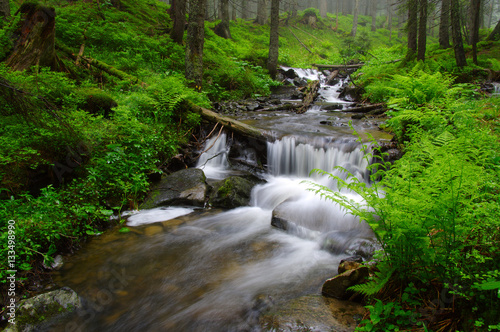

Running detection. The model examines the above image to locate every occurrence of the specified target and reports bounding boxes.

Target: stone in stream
[208,175,261,209]
[140,168,208,209]
[4,287,82,332]
[322,266,370,300]
[260,294,364,331]
[320,230,379,260]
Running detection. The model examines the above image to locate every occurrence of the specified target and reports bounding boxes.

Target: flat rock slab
[260,294,364,332]
[141,168,208,209]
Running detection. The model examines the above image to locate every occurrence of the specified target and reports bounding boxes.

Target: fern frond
[348,267,395,296]
[433,130,456,147]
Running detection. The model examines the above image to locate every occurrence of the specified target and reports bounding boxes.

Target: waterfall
[196,133,229,180]
[493,82,500,95]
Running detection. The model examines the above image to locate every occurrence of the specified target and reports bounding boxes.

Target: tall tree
[450,0,467,66]
[268,0,280,79]
[406,0,418,60]
[350,0,359,36]
[417,0,428,61]
[371,0,378,31]
[185,0,206,89]
[439,0,451,48]
[256,0,268,24]
[241,0,248,19]
[387,0,394,41]
[170,0,186,44]
[215,0,231,38]
[0,0,10,20]
[320,0,328,18]
[470,0,481,64]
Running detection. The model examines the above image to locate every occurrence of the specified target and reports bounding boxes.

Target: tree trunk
[451,0,467,67]
[371,0,377,31]
[256,0,268,25]
[185,0,206,89]
[214,0,231,38]
[350,0,359,37]
[231,2,236,20]
[241,0,248,19]
[405,0,418,61]
[470,0,481,64]
[320,0,328,18]
[487,19,500,40]
[388,0,393,41]
[417,0,427,61]
[170,0,186,44]
[291,0,297,17]
[268,0,280,79]
[439,0,451,48]
[0,0,10,20]
[6,4,63,71]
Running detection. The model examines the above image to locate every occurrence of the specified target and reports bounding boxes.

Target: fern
[433,130,456,147]
[348,266,395,296]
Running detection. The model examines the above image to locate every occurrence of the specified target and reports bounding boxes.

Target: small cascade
[267,136,371,181]
[493,82,500,95]
[196,133,230,180]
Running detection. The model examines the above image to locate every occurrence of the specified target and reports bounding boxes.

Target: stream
[53,68,391,331]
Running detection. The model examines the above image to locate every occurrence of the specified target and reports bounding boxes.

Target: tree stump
[6,3,63,71]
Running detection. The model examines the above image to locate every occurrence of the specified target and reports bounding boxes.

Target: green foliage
[356,299,419,331]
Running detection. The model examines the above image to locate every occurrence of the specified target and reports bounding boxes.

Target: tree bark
[320,0,328,18]
[470,0,481,64]
[417,0,427,61]
[451,0,467,67]
[405,0,418,61]
[0,0,10,20]
[256,0,268,25]
[241,0,248,19]
[6,4,62,71]
[185,0,206,89]
[214,0,231,38]
[170,0,186,44]
[350,0,359,37]
[371,0,377,31]
[268,0,280,79]
[487,19,500,40]
[439,0,451,48]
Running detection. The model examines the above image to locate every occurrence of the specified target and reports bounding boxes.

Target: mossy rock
[208,175,259,209]
[5,287,82,332]
[141,168,208,209]
[79,88,117,118]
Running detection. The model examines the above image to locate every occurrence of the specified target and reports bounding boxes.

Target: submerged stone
[141,168,208,209]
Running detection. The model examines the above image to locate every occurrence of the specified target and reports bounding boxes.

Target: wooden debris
[297,80,320,114]
[325,70,339,85]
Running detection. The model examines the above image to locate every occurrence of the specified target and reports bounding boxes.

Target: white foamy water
[126,207,195,226]
[196,133,230,180]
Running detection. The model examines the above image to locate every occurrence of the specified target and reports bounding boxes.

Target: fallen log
[325,70,339,85]
[188,101,269,142]
[259,103,302,112]
[288,27,313,54]
[339,103,386,113]
[312,63,364,70]
[297,80,320,114]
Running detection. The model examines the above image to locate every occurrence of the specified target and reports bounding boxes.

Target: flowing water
[53,68,388,331]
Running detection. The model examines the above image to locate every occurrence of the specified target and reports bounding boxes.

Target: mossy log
[55,42,145,86]
[188,101,269,142]
[6,3,63,71]
[297,80,320,114]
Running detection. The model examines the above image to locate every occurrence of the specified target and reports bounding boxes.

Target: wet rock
[338,256,363,274]
[322,266,370,300]
[144,225,164,236]
[339,85,364,102]
[320,231,379,260]
[246,102,260,112]
[271,206,320,240]
[320,120,333,125]
[323,104,344,111]
[141,168,208,209]
[42,255,64,270]
[5,287,82,332]
[260,294,364,332]
[293,77,307,87]
[208,175,258,209]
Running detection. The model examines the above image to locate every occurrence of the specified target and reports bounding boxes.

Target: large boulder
[141,168,208,209]
[322,267,370,300]
[5,287,82,332]
[208,175,259,209]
